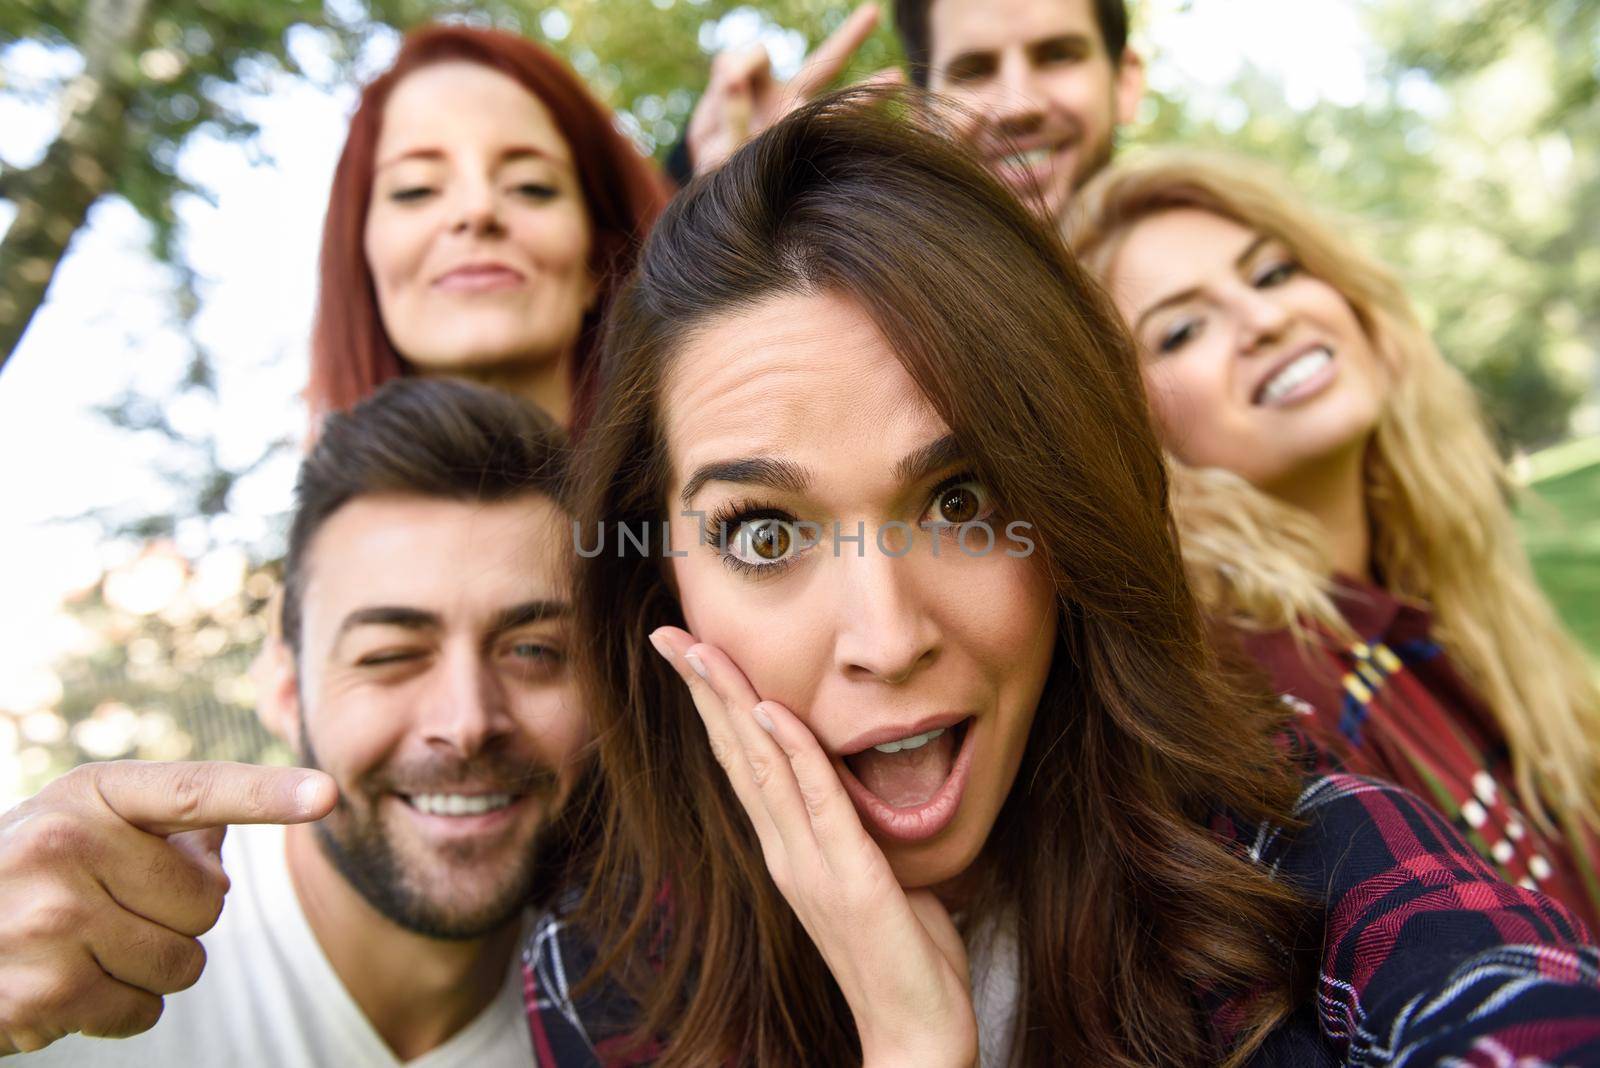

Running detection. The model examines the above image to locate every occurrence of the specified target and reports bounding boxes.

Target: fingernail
[296,774,328,813]
[683,650,708,680]
[751,703,776,733]
[647,629,671,660]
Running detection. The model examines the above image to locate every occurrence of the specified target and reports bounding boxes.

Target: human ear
[253,635,304,747]
[1114,49,1146,126]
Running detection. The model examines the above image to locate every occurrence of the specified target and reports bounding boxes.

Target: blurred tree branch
[2,0,1591,448]
[0,0,152,371]
[1133,0,1597,448]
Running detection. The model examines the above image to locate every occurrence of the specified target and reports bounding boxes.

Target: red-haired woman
[307,23,672,427]
[254,22,669,766]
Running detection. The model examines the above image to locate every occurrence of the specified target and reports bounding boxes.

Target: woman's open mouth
[835,717,975,843]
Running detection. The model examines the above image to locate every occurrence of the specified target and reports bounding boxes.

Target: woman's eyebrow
[680,456,812,506]
[678,437,964,506]
[375,146,446,171]
[1133,234,1272,333]
[374,145,571,171]
[894,434,964,486]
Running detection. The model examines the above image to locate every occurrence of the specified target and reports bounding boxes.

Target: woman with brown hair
[1068,153,1600,933]
[306,23,672,426]
[520,95,1600,1066]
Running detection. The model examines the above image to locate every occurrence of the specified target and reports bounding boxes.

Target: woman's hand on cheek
[649,626,978,1068]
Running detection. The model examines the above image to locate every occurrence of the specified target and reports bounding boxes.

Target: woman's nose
[451,179,505,237]
[830,544,940,685]
[1235,289,1292,353]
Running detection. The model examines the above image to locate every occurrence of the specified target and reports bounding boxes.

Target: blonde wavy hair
[1067,150,1600,835]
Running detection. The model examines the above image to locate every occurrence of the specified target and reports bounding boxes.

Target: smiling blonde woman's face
[660,290,1058,889]
[1105,208,1386,496]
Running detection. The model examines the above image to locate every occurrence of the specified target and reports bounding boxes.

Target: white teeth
[1002,147,1052,168]
[872,727,946,755]
[408,793,514,816]
[1259,347,1332,404]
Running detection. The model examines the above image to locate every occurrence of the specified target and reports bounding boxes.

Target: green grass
[1518,440,1600,658]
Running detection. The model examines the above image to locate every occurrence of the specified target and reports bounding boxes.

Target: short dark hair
[281,377,569,653]
[893,0,1130,86]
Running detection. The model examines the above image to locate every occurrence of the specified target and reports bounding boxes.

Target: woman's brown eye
[726,516,802,570]
[751,521,792,560]
[940,486,980,524]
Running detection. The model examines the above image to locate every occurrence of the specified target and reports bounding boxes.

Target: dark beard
[1071,130,1117,196]
[299,722,559,940]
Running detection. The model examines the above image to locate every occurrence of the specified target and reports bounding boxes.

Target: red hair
[307,23,673,425]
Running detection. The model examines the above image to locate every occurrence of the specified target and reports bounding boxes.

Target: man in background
[680,0,1144,225]
[1,378,583,1066]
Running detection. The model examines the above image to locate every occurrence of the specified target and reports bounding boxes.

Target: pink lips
[1251,343,1339,408]
[835,719,976,843]
[836,711,970,756]
[433,263,526,293]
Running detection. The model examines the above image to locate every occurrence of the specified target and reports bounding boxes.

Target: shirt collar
[1329,573,1434,643]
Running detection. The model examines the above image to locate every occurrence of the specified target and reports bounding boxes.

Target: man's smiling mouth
[991,136,1075,179]
[400,792,519,816]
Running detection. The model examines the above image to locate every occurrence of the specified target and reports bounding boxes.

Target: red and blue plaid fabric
[523,771,1600,1065]
[1216,771,1600,1064]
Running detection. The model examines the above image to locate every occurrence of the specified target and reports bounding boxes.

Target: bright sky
[0,0,1373,724]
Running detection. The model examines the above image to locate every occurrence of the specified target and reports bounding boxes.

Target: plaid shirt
[523,772,1600,1066]
[1238,577,1600,932]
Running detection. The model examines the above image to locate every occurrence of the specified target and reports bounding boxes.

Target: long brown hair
[568,92,1308,1066]
[306,23,672,424]
[1068,151,1600,839]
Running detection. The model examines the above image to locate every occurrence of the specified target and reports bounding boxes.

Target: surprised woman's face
[660,290,1058,889]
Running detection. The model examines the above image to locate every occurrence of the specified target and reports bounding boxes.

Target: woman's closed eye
[389,185,436,204]
[1251,258,1299,289]
[1156,315,1203,354]
[512,181,559,201]
[384,177,558,205]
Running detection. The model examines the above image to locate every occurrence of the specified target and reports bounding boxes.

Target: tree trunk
[0,0,152,372]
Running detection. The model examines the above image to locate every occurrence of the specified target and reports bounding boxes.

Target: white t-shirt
[17,822,535,1067]
[967,911,1019,1068]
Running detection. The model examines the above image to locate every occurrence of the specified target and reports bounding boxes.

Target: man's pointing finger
[86,761,337,836]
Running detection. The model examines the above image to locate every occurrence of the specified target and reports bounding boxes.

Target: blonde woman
[1068,152,1600,930]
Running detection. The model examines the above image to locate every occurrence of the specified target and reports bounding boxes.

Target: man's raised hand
[0,760,335,1055]
[686,3,896,175]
